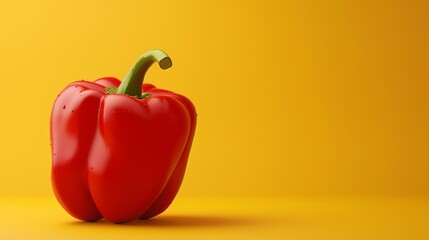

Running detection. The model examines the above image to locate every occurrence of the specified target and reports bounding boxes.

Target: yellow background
[0,0,428,239]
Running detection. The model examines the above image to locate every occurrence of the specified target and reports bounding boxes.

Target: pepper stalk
[113,50,172,98]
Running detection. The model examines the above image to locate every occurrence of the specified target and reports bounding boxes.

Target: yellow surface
[0,196,428,239]
[0,0,429,239]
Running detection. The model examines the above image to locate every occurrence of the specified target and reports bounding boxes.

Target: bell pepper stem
[117,50,172,97]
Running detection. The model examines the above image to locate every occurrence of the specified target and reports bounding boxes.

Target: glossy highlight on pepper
[50,50,197,223]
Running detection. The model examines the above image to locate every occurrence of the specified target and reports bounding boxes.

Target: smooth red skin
[51,77,196,223]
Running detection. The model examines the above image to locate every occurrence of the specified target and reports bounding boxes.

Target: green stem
[116,50,172,97]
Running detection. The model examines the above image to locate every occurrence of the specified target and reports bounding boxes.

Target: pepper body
[50,51,196,223]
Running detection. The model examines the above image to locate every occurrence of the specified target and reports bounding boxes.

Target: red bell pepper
[50,50,197,223]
